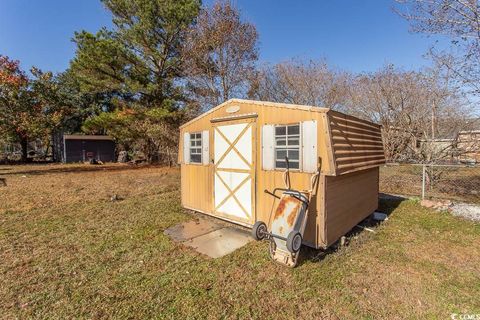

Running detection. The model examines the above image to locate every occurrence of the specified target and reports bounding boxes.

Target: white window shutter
[302,120,317,173]
[262,124,275,170]
[202,130,209,165]
[183,132,190,164]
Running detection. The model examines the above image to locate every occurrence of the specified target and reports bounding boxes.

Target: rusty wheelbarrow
[252,158,319,267]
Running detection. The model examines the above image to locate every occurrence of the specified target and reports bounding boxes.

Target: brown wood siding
[181,164,213,214]
[328,110,386,175]
[323,167,379,246]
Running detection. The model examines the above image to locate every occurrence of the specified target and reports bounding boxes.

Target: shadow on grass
[0,163,169,176]
[297,194,406,266]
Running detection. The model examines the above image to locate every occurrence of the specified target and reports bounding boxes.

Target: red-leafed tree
[0,55,52,161]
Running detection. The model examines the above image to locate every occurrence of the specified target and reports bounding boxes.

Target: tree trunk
[20,138,28,163]
[431,103,436,141]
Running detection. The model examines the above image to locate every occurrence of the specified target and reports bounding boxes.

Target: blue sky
[0,0,445,74]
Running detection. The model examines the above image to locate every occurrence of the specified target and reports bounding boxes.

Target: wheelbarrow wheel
[286,231,302,253]
[252,221,267,241]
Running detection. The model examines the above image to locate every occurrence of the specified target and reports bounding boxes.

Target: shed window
[275,124,300,169]
[190,133,202,163]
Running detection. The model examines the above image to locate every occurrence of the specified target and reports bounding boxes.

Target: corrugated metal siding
[328,111,385,175]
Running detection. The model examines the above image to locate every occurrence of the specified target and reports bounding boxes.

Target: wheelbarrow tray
[270,191,309,252]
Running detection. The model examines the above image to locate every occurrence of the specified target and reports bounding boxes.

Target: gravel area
[450,202,480,222]
[380,193,480,222]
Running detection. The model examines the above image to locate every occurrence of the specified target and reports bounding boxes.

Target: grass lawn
[1,164,479,319]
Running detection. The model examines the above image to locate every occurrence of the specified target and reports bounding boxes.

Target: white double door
[213,121,255,225]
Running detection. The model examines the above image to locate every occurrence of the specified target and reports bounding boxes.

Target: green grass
[1,164,479,319]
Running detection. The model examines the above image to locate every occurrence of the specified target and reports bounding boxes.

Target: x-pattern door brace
[214,123,252,169]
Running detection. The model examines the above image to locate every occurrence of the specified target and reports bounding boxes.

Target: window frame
[273,123,301,170]
[189,132,203,164]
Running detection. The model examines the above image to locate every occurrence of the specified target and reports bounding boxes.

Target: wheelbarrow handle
[264,188,290,199]
[265,188,310,207]
[264,189,281,199]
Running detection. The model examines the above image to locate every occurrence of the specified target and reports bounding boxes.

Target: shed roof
[64,135,113,141]
[180,99,330,129]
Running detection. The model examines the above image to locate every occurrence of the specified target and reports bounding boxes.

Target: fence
[380,163,480,204]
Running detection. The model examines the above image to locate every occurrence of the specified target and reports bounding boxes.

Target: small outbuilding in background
[59,134,116,163]
[178,99,385,250]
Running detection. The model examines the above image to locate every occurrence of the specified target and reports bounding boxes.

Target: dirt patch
[0,163,177,214]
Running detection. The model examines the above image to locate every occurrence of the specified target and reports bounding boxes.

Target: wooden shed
[178,99,385,249]
[61,135,116,163]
